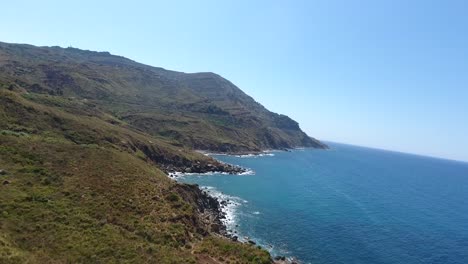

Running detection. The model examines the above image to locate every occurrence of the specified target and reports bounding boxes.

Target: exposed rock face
[160,159,245,175]
[173,183,228,236]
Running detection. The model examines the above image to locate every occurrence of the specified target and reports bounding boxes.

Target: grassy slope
[0,41,321,263]
[0,90,270,263]
[0,41,326,153]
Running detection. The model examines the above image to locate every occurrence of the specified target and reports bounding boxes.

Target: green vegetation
[0,41,326,153]
[194,237,272,264]
[0,123,269,263]
[0,41,323,263]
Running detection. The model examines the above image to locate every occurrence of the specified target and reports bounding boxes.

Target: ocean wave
[169,168,255,178]
[196,150,277,158]
[234,153,275,158]
[190,186,288,259]
[238,169,255,175]
[200,186,244,234]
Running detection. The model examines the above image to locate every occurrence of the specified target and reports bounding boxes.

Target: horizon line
[321,140,468,165]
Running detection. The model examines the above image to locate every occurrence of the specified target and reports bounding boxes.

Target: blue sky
[2,0,468,161]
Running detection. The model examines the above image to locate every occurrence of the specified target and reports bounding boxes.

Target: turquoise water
[178,143,468,264]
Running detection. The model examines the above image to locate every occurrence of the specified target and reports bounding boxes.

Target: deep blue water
[178,143,468,264]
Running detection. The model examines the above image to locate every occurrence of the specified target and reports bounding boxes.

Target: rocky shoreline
[169,154,300,264]
[172,183,229,236]
[162,160,246,176]
[196,145,329,157]
[174,182,299,264]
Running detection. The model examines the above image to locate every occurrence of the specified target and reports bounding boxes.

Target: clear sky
[2,0,468,162]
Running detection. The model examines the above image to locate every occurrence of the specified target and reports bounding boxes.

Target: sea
[177,142,468,264]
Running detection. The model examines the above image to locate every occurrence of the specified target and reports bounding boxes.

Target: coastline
[195,145,328,157]
[168,149,301,264]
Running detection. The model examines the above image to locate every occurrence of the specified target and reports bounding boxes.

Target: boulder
[211,223,221,233]
[0,169,7,175]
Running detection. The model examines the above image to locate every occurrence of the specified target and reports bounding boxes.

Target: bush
[166,193,180,202]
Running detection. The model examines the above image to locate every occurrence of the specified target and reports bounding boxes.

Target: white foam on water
[179,182,290,260]
[200,185,244,234]
[169,168,255,178]
[168,171,226,178]
[234,153,275,158]
[238,169,255,175]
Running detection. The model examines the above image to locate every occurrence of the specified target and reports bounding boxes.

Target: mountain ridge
[0,41,323,263]
[0,41,326,153]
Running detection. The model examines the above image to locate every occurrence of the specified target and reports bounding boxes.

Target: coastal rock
[248,240,256,245]
[160,157,247,175]
[273,256,297,264]
[172,183,228,236]
[211,223,222,233]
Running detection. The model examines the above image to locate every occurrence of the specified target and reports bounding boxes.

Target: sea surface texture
[178,143,468,264]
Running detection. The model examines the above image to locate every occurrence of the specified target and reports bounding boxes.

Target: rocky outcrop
[162,161,245,175]
[273,256,300,264]
[173,183,228,236]
[173,183,303,263]
[135,143,245,175]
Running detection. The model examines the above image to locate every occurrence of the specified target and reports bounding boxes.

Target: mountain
[0,41,325,263]
[0,41,326,153]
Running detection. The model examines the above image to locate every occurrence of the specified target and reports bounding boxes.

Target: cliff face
[0,41,326,153]
[0,41,321,263]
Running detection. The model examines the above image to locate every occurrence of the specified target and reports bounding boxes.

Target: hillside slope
[0,41,324,263]
[0,41,326,153]
[0,89,271,263]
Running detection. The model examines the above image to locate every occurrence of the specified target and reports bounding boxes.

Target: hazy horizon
[2,0,467,162]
